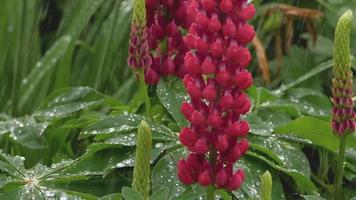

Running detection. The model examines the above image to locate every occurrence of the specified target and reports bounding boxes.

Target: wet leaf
[157,79,189,128]
[0,117,48,150]
[274,116,356,152]
[80,114,176,141]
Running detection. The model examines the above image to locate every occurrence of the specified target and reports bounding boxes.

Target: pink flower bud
[146,0,158,8]
[222,18,236,38]
[177,159,195,184]
[166,21,178,37]
[215,134,229,153]
[195,36,209,53]
[145,67,160,84]
[219,0,233,13]
[201,56,216,75]
[223,143,241,163]
[226,171,243,191]
[239,4,256,21]
[233,71,253,90]
[179,127,200,147]
[184,52,201,75]
[207,110,223,128]
[191,110,206,126]
[161,57,176,75]
[181,102,195,121]
[234,92,250,109]
[183,34,196,49]
[215,168,229,187]
[226,40,240,60]
[150,23,165,40]
[210,38,224,57]
[198,169,212,186]
[202,79,217,101]
[201,0,216,12]
[216,65,231,87]
[195,137,209,154]
[208,14,222,33]
[238,139,250,155]
[186,82,202,99]
[186,153,203,169]
[187,4,199,22]
[235,100,251,115]
[235,23,255,45]
[233,47,252,67]
[226,121,250,137]
[220,90,234,109]
[196,11,209,28]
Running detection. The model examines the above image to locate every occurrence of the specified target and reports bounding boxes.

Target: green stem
[137,69,153,120]
[334,134,347,200]
[318,149,329,182]
[206,150,217,200]
[206,185,216,200]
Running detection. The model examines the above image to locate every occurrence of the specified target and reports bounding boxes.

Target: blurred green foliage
[0,0,355,199]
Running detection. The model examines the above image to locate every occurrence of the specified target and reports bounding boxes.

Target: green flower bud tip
[132,0,146,26]
[261,171,272,200]
[132,120,152,200]
[333,10,352,74]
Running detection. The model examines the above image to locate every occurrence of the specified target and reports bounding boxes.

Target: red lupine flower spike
[178,0,255,192]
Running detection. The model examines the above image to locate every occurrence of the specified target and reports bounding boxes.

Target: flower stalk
[128,0,153,120]
[138,68,153,120]
[331,10,355,200]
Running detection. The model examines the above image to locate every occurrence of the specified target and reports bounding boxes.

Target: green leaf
[0,151,27,178]
[274,59,333,95]
[233,157,285,200]
[0,151,100,199]
[152,148,189,199]
[55,0,106,89]
[274,116,356,152]
[18,35,72,112]
[34,87,105,120]
[122,187,144,200]
[250,136,311,178]
[302,195,327,200]
[258,99,301,118]
[245,113,274,136]
[247,151,317,194]
[99,193,122,200]
[150,187,169,200]
[157,78,189,128]
[170,193,200,200]
[80,114,176,141]
[0,117,48,150]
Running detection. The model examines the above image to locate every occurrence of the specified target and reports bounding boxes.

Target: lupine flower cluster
[144,0,191,84]
[177,0,255,191]
[128,0,152,70]
[331,10,355,135]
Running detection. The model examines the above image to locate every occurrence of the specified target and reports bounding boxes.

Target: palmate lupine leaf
[0,151,100,200]
[79,113,177,176]
[0,116,48,150]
